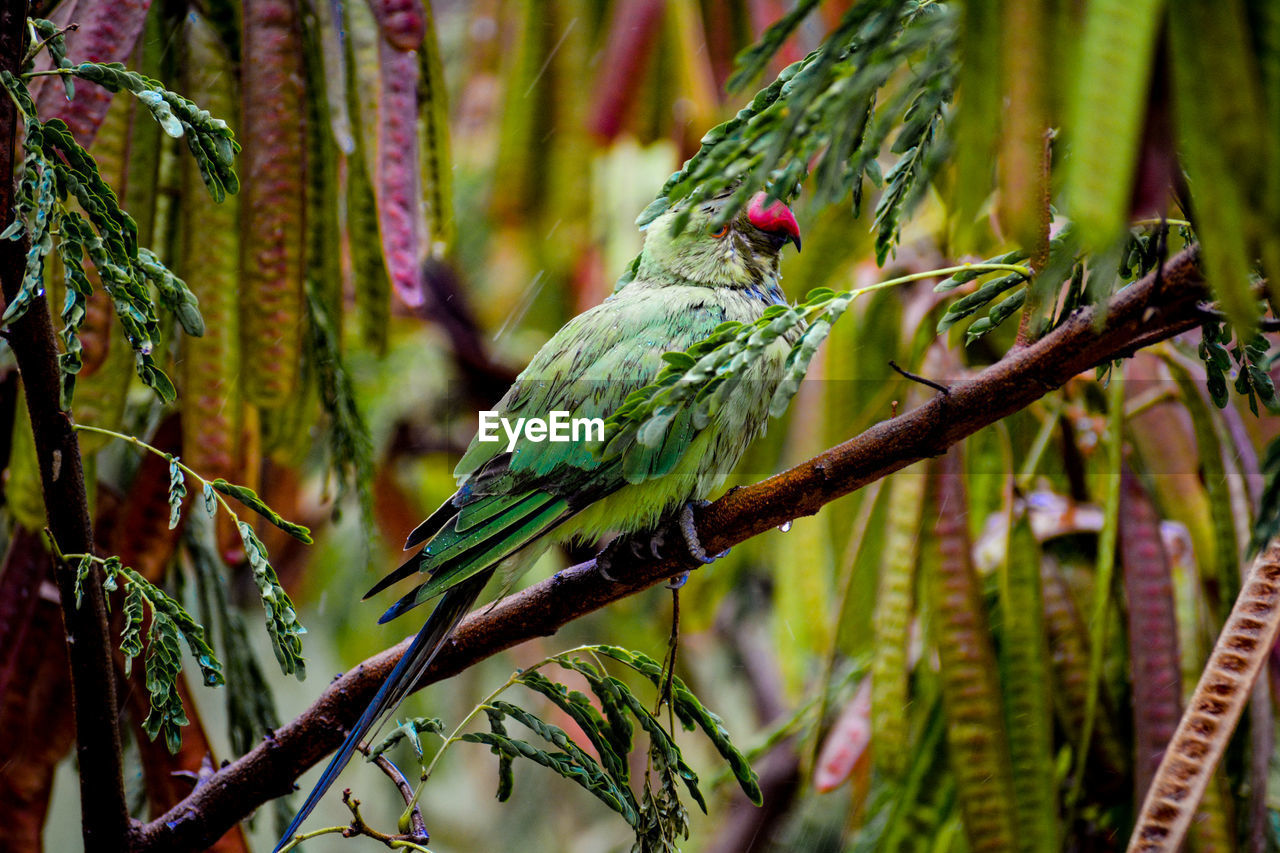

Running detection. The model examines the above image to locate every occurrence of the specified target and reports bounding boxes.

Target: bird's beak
[761,230,801,253]
[746,192,802,253]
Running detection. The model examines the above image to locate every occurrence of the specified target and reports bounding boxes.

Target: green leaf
[212,479,313,543]
[136,88,185,137]
[73,554,93,608]
[726,0,821,92]
[120,583,146,673]
[593,645,762,805]
[368,716,445,761]
[462,706,639,825]
[166,455,186,530]
[237,522,307,679]
[937,275,1027,333]
[138,248,204,336]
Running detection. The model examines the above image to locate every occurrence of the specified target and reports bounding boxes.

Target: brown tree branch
[135,246,1208,852]
[0,3,132,849]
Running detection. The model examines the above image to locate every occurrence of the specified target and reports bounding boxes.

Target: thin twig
[1193,303,1280,331]
[359,745,428,839]
[278,790,430,853]
[21,19,75,63]
[887,360,950,395]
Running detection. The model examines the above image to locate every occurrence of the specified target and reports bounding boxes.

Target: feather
[403,494,461,549]
[273,571,490,852]
[378,495,569,623]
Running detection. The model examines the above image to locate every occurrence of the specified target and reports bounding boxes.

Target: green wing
[370,288,729,622]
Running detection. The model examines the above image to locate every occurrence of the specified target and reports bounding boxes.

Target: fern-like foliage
[77,424,310,695]
[1197,318,1278,415]
[637,0,954,261]
[614,0,1276,438]
[305,284,375,532]
[390,645,765,853]
[1,27,240,410]
[73,553,224,753]
[186,517,283,756]
[67,61,240,201]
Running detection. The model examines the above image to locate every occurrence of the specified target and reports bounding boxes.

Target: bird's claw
[648,529,666,560]
[679,502,727,565]
[596,539,623,583]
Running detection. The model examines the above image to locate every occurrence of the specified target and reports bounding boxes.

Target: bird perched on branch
[277,190,802,848]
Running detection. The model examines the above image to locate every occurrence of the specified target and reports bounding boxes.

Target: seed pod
[929,447,1018,852]
[300,0,343,324]
[376,37,425,308]
[7,393,46,531]
[1000,518,1058,849]
[181,12,241,482]
[1120,468,1183,806]
[348,153,391,353]
[813,678,871,793]
[1162,354,1239,627]
[239,0,305,406]
[35,0,153,146]
[344,0,392,347]
[1129,542,1280,852]
[368,0,426,52]
[417,0,452,258]
[345,0,381,182]
[870,467,924,778]
[1039,556,1128,781]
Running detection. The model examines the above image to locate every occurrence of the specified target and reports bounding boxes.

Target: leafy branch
[0,30,241,413]
[73,424,309,680]
[63,551,224,753]
[370,644,759,853]
[26,61,239,201]
[603,261,1031,457]
[638,0,954,244]
[1197,317,1278,414]
[0,68,215,407]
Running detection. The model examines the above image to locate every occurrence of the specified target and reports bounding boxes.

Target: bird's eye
[710,224,730,238]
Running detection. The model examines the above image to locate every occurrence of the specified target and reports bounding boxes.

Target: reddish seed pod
[376,38,426,309]
[1120,468,1183,803]
[368,0,427,51]
[813,678,872,793]
[240,0,306,406]
[182,13,240,481]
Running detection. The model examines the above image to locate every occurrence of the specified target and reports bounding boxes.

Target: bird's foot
[594,502,728,587]
[678,501,729,564]
[595,536,625,583]
[596,530,684,583]
[666,502,729,588]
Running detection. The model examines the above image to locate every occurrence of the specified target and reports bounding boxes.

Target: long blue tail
[273,571,491,851]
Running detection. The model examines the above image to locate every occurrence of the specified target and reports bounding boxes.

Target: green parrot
[277,189,801,848]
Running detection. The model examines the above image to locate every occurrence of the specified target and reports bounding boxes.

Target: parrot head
[640,190,801,290]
